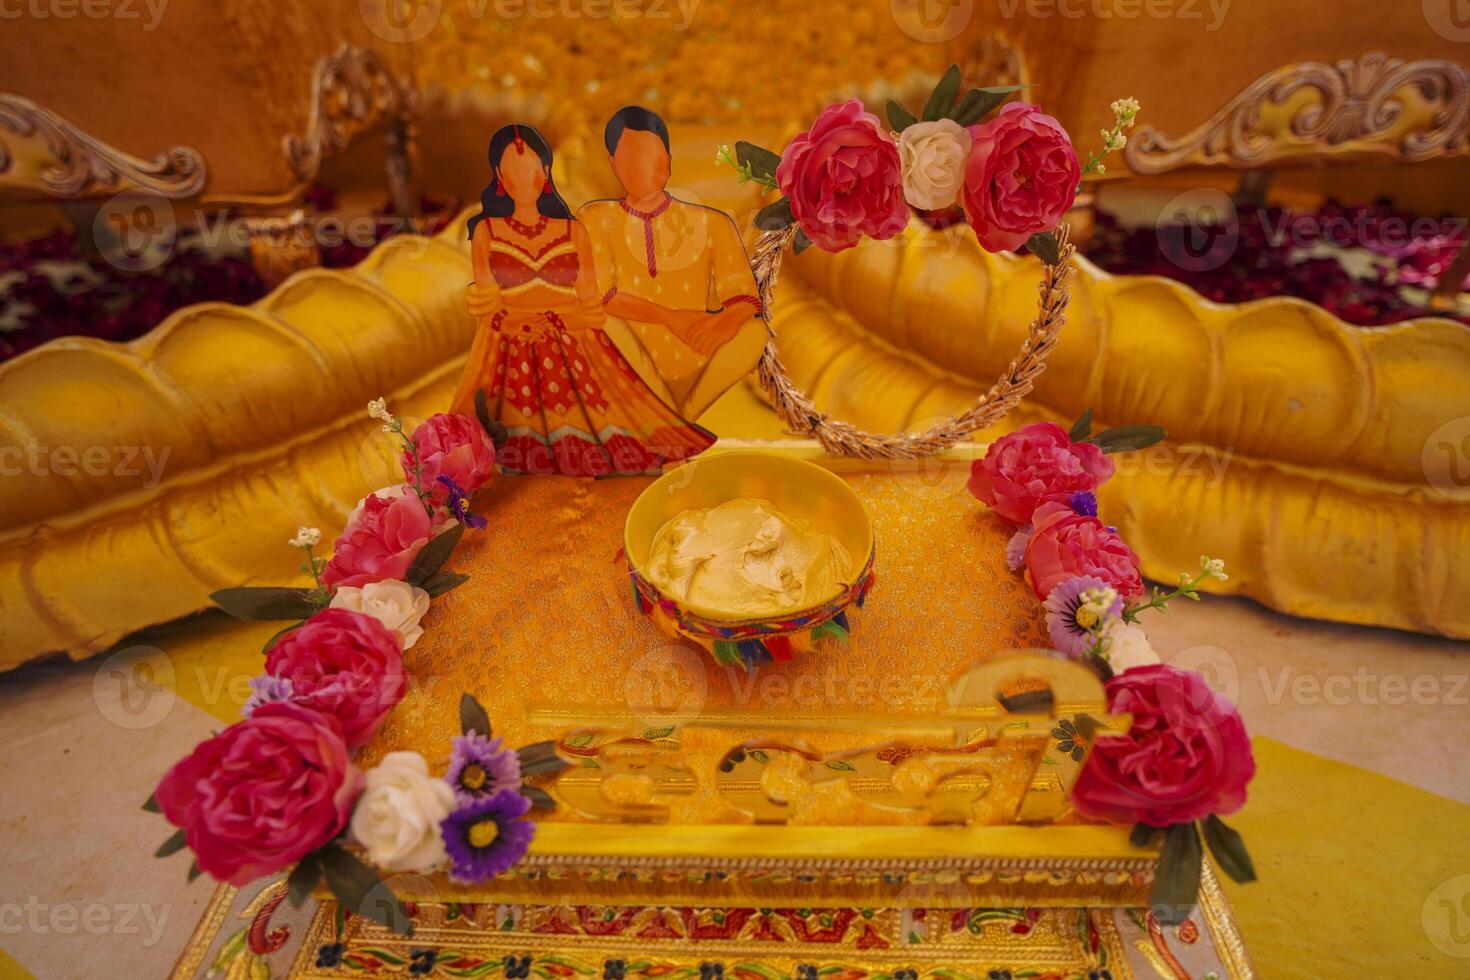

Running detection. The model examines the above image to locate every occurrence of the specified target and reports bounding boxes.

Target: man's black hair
[604,105,671,155]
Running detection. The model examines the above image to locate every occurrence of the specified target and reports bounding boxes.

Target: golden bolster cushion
[767,222,1470,639]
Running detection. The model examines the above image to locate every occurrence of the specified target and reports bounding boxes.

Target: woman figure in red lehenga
[449,124,715,476]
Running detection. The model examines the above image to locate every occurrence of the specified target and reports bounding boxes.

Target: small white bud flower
[1110,97,1140,124]
[289,526,322,549]
[367,398,394,423]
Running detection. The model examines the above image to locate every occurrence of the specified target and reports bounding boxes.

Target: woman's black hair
[467,123,572,240]
[604,105,671,155]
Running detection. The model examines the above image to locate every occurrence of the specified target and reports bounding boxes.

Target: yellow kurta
[578,195,761,401]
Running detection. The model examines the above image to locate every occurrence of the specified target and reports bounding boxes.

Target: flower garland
[1084,198,1470,327]
[144,401,561,935]
[968,413,1258,923]
[0,188,456,364]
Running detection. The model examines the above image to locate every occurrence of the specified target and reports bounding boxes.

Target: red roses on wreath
[722,65,1134,261]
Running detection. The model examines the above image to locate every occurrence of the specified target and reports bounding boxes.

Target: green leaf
[522,785,556,810]
[187,860,203,883]
[886,99,917,132]
[1130,823,1160,848]
[642,725,675,740]
[1026,231,1061,266]
[1068,408,1094,442]
[922,63,962,121]
[950,85,1025,125]
[406,523,466,586]
[735,141,783,185]
[825,759,857,772]
[142,793,162,813]
[1151,823,1203,925]
[1093,424,1167,454]
[210,586,322,622]
[518,740,570,775]
[319,844,413,936]
[792,227,814,255]
[1202,815,1257,884]
[155,828,188,858]
[755,196,794,232]
[287,851,322,908]
[422,570,470,597]
[460,693,491,738]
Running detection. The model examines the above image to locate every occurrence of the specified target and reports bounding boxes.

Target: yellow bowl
[624,451,875,664]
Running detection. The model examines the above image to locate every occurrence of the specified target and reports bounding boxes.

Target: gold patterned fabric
[365,458,1052,799]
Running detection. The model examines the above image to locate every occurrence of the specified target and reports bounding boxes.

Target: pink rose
[264,608,407,748]
[153,702,361,885]
[403,413,496,504]
[1025,501,1143,601]
[322,489,435,591]
[1073,664,1255,826]
[775,99,909,253]
[962,103,1080,253]
[968,421,1114,525]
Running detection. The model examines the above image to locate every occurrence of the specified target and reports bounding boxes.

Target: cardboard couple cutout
[450,108,765,477]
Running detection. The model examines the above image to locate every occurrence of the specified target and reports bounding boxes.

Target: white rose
[1105,623,1160,674]
[897,119,973,211]
[350,751,456,873]
[331,579,431,650]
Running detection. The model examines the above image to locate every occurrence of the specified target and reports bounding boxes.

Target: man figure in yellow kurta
[579,106,766,421]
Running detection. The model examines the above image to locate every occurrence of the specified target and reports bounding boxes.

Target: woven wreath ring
[750,223,1075,460]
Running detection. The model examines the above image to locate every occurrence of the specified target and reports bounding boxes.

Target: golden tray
[358,457,1160,910]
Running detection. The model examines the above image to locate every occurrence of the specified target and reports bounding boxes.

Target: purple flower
[445,730,522,805]
[242,675,294,717]
[437,475,488,530]
[1005,526,1032,571]
[441,790,534,883]
[1068,490,1098,517]
[1042,575,1122,656]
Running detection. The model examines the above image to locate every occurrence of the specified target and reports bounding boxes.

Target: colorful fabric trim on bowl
[628,549,876,668]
